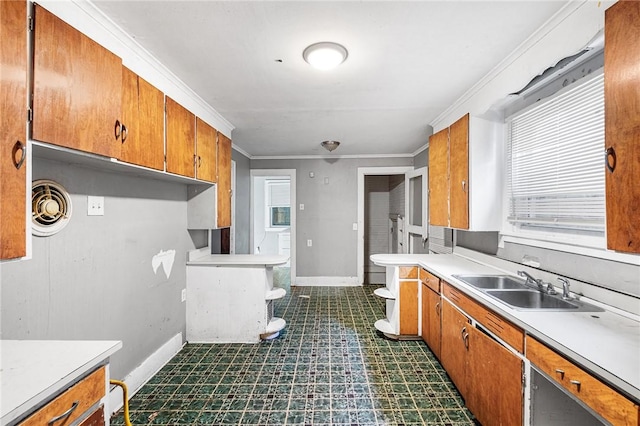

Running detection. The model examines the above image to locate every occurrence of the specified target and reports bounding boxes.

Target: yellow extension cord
[110,379,133,426]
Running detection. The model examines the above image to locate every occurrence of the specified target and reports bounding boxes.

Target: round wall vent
[32,179,73,236]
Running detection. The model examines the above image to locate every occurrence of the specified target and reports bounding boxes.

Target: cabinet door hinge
[28,15,34,31]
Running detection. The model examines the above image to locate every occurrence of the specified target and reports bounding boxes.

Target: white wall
[1,158,193,381]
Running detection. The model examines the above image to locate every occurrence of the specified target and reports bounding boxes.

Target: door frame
[357,166,414,285]
[250,169,297,283]
[405,166,428,252]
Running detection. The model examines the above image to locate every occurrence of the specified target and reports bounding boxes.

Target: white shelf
[266,288,287,301]
[32,141,212,186]
[265,317,286,333]
[373,287,396,300]
[374,319,397,336]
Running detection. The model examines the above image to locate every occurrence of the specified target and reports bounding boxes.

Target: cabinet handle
[114,120,121,140]
[121,124,128,143]
[48,401,79,425]
[605,147,616,173]
[12,141,26,170]
[462,180,467,192]
[555,368,565,379]
[460,326,466,339]
[198,156,202,167]
[435,302,440,316]
[570,380,581,392]
[463,332,469,350]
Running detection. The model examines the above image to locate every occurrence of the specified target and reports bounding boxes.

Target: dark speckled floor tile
[111,284,475,425]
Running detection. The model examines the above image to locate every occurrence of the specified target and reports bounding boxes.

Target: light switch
[324,177,330,185]
[300,203,305,210]
[307,239,312,247]
[352,223,358,231]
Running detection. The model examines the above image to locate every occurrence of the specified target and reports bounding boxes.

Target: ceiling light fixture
[303,42,348,70]
[321,140,340,152]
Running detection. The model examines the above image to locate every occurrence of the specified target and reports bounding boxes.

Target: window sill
[499,233,640,266]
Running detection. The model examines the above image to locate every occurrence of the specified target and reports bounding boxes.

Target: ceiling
[92,1,568,158]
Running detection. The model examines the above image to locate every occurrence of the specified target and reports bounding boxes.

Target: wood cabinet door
[195,118,217,183]
[1,0,27,260]
[467,326,523,426]
[165,96,195,178]
[604,1,640,253]
[441,299,469,398]
[428,128,449,226]
[399,280,418,335]
[421,283,429,344]
[120,67,164,171]
[32,5,122,158]
[216,132,232,228]
[426,287,441,359]
[449,114,469,229]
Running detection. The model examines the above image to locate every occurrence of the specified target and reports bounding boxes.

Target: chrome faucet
[558,277,572,300]
[517,270,543,290]
[518,270,557,295]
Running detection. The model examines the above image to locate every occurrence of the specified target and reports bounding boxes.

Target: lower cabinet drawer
[443,282,524,353]
[19,366,106,426]
[79,406,105,426]
[526,336,639,426]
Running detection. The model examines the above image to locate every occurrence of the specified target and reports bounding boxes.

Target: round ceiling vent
[32,179,73,237]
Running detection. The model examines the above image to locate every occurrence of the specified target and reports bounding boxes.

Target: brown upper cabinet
[195,118,217,183]
[120,66,165,171]
[1,0,27,260]
[428,127,449,227]
[428,113,502,231]
[448,114,470,229]
[604,1,640,254]
[165,96,196,178]
[32,5,122,158]
[216,132,232,228]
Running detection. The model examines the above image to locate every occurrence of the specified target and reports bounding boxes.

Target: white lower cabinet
[373,266,420,339]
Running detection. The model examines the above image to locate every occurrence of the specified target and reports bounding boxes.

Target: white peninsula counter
[186,251,289,343]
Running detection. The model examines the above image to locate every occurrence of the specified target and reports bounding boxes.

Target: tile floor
[111,284,475,425]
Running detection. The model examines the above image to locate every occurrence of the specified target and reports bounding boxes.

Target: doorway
[250,169,296,289]
[357,166,413,284]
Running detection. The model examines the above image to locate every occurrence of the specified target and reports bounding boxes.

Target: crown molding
[430,0,587,131]
[249,153,415,161]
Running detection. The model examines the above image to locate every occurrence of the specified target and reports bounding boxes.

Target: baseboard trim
[109,333,184,415]
[294,276,360,286]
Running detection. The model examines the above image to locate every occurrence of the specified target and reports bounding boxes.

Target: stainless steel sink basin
[453,274,604,312]
[453,275,528,290]
[485,289,578,309]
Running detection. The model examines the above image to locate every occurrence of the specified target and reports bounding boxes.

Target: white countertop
[371,253,640,402]
[0,340,122,426]
[187,253,289,266]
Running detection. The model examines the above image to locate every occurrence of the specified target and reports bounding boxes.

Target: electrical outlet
[352,223,358,231]
[181,289,187,302]
[87,196,104,216]
[307,239,312,247]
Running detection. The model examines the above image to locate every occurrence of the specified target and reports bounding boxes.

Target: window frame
[498,68,638,264]
[264,180,290,230]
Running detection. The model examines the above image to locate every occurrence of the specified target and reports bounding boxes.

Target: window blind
[507,72,605,232]
[267,181,290,206]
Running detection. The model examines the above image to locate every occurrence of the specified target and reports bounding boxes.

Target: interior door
[405,167,428,253]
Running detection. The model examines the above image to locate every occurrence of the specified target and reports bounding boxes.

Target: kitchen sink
[452,274,604,312]
[453,275,528,290]
[485,289,578,309]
